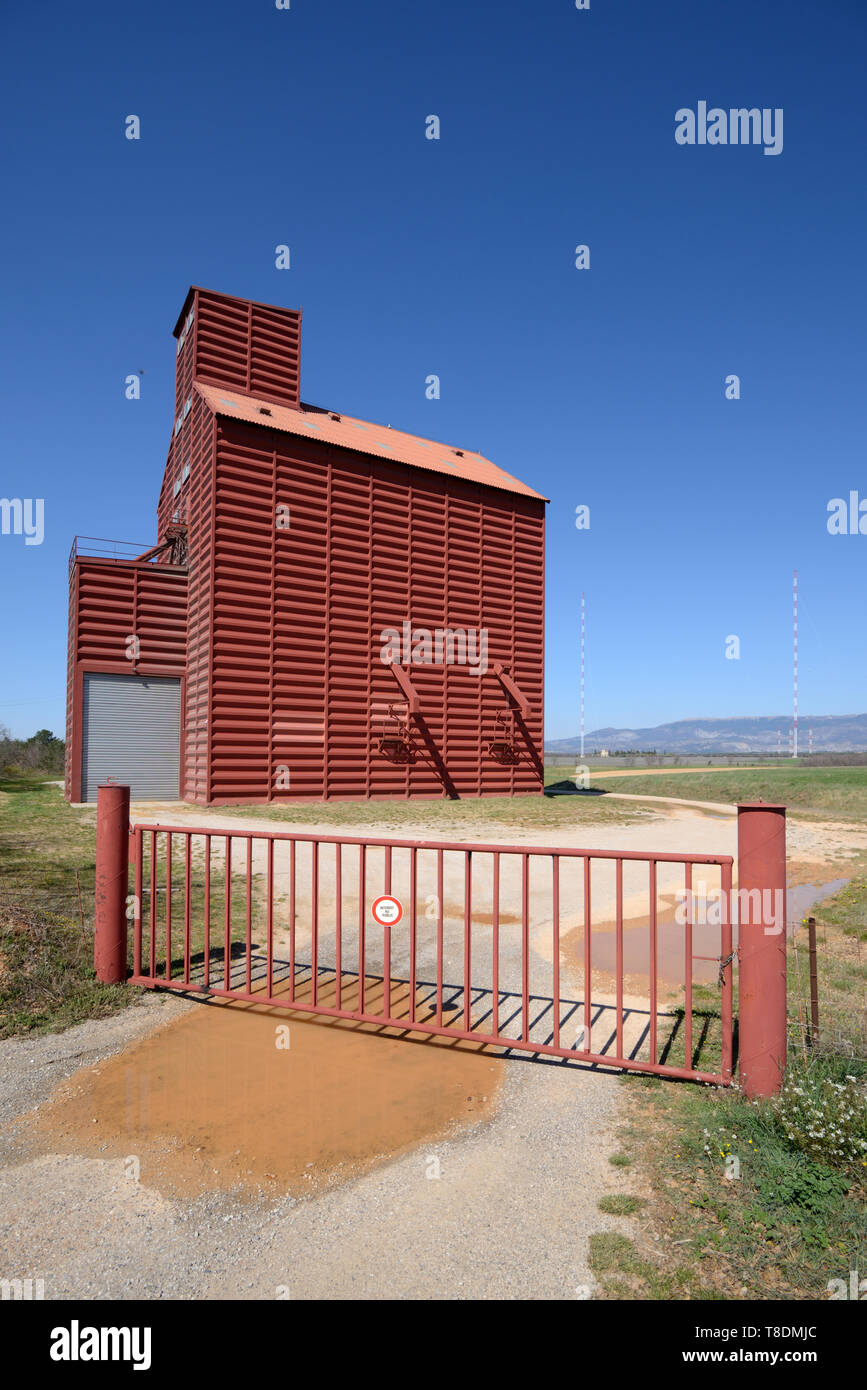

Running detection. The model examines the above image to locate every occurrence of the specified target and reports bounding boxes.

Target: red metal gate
[128,824,734,1085]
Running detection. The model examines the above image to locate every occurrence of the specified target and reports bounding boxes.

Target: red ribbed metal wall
[196,418,544,803]
[157,385,215,804]
[65,559,188,802]
[68,286,545,805]
[174,286,302,410]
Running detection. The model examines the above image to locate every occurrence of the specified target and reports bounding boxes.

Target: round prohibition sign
[371,895,403,927]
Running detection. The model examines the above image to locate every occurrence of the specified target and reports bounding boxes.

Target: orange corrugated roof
[195,383,547,501]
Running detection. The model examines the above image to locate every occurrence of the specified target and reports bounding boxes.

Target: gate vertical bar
[289,839,296,1002]
[649,860,658,1065]
[148,829,157,978]
[463,852,472,1029]
[223,835,232,990]
[492,852,500,1038]
[436,849,444,1027]
[383,845,391,1019]
[335,844,342,1010]
[311,841,319,1006]
[615,858,624,1057]
[203,834,211,988]
[684,862,693,1069]
[266,838,274,1001]
[183,836,192,984]
[132,825,143,980]
[358,843,366,1015]
[521,853,530,1043]
[165,832,173,983]
[552,855,560,1049]
[409,847,417,1024]
[245,838,253,994]
[583,857,592,1052]
[720,859,733,1082]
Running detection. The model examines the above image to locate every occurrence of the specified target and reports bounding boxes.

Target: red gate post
[737,802,787,1098]
[94,783,131,984]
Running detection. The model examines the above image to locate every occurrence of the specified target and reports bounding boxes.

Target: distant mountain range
[546,714,867,754]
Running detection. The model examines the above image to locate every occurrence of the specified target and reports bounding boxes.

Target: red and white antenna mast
[580,591,586,760]
[792,569,799,759]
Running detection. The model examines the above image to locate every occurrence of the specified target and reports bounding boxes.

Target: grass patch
[587,766,867,822]
[598,1194,645,1215]
[0,774,135,1037]
[0,773,97,917]
[588,1232,702,1299]
[812,878,867,943]
[0,899,130,1037]
[608,1152,633,1167]
[604,873,867,1300]
[589,1232,646,1275]
[204,786,652,834]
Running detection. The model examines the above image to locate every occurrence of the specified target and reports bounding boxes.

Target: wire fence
[789,914,867,1061]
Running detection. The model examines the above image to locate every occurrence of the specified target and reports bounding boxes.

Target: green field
[0,774,98,922]
[0,774,130,1036]
[571,765,867,822]
[207,784,651,832]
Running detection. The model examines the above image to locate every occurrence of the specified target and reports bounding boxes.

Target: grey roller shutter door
[82,674,181,801]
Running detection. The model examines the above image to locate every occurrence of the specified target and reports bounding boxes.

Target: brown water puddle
[23,998,502,1202]
[560,876,850,993]
[560,893,725,991]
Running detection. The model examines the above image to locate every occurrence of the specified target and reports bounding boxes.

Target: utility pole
[580,591,585,760]
[792,570,799,759]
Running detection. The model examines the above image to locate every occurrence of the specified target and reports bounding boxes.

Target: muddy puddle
[787,878,848,921]
[560,877,849,992]
[555,872,844,995]
[22,1000,502,1202]
[560,896,721,990]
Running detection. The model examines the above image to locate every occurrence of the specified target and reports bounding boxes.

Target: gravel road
[1,997,635,1300]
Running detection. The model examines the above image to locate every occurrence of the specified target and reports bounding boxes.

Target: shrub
[770,1068,867,1175]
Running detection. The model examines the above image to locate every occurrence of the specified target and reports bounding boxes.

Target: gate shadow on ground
[151,946,721,1081]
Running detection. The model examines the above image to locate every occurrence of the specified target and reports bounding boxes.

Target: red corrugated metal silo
[67,287,546,804]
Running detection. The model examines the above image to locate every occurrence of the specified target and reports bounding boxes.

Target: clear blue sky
[1,0,864,741]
